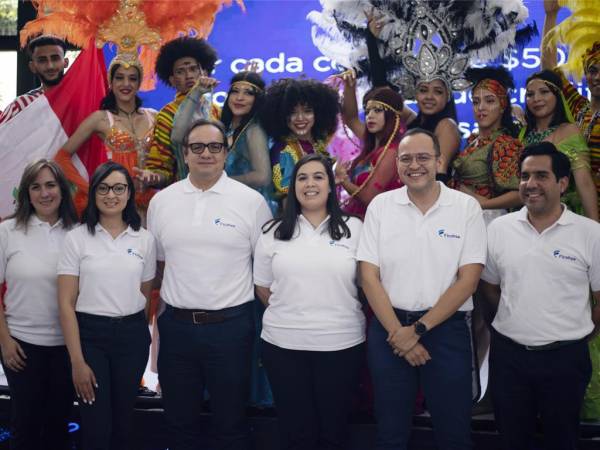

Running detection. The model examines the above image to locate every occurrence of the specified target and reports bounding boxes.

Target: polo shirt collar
[517,204,574,228]
[182,172,229,194]
[29,215,63,229]
[298,214,330,233]
[95,223,140,237]
[393,182,452,207]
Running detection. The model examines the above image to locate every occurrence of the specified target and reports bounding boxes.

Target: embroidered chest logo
[214,218,236,228]
[127,248,143,260]
[553,250,577,262]
[437,229,461,239]
[329,240,350,250]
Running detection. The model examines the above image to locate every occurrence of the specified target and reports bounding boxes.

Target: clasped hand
[387,326,431,367]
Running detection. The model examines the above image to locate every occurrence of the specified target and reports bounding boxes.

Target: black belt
[167,302,251,325]
[493,329,584,351]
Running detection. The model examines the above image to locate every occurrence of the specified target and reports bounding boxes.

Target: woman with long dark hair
[336,78,406,218]
[521,69,598,220]
[54,62,156,215]
[254,153,365,449]
[0,159,77,450]
[220,71,273,210]
[260,78,339,202]
[57,161,155,450]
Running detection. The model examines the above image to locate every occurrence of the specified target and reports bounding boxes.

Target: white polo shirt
[0,217,69,346]
[147,173,273,310]
[358,182,487,311]
[57,224,156,317]
[254,215,366,351]
[482,206,600,346]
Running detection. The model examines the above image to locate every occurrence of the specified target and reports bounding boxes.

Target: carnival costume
[542,3,600,417]
[21,0,239,211]
[452,67,523,214]
[343,88,406,218]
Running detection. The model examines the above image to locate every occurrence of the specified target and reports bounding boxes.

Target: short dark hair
[100,63,143,113]
[27,35,67,58]
[400,128,441,157]
[9,159,77,230]
[182,119,229,153]
[263,153,353,241]
[519,141,571,181]
[155,37,217,87]
[524,70,569,137]
[259,78,339,141]
[82,162,141,235]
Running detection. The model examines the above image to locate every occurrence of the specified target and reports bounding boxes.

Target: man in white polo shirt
[359,128,486,449]
[146,119,272,450]
[480,141,600,450]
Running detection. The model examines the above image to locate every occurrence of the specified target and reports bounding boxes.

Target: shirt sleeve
[146,198,165,262]
[251,198,274,252]
[458,198,487,267]
[0,224,8,284]
[253,231,274,288]
[481,222,500,285]
[588,225,600,292]
[555,68,589,117]
[357,197,381,267]
[142,232,157,282]
[57,229,82,276]
[145,106,176,185]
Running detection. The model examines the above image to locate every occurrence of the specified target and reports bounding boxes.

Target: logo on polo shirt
[127,248,143,260]
[553,250,577,262]
[214,218,236,228]
[437,229,461,239]
[329,240,350,250]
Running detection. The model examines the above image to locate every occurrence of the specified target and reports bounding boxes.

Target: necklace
[524,126,557,145]
[576,104,600,142]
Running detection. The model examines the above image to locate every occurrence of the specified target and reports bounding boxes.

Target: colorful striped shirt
[557,69,600,208]
[145,92,186,186]
[0,88,43,125]
[145,92,221,186]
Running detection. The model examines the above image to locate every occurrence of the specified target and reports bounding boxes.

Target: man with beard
[0,35,68,124]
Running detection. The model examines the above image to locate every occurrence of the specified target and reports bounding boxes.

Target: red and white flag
[0,39,107,219]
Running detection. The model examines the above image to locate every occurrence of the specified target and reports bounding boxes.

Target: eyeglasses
[187,142,226,154]
[396,153,437,165]
[97,183,128,196]
[173,64,203,77]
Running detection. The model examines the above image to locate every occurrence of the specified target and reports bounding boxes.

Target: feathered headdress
[308,0,535,99]
[20,0,244,91]
[542,0,600,81]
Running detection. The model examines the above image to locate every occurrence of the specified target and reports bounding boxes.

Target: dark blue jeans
[157,302,254,450]
[77,311,150,450]
[368,310,473,450]
[2,338,73,450]
[489,329,591,450]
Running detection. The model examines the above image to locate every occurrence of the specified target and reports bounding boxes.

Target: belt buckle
[524,344,537,351]
[192,311,207,324]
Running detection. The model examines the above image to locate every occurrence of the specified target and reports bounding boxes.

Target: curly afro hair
[155,37,217,87]
[259,78,339,141]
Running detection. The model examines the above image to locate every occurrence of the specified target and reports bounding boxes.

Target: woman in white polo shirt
[254,153,365,450]
[58,161,155,450]
[0,159,78,450]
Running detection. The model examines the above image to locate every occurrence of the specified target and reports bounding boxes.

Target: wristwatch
[414,320,428,337]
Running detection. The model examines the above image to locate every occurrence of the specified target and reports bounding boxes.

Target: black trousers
[2,338,73,450]
[262,340,364,450]
[77,311,150,450]
[489,330,592,450]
